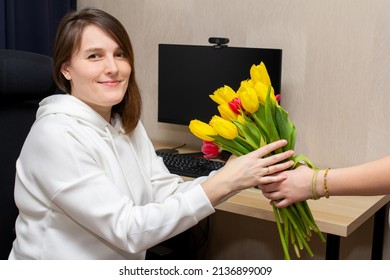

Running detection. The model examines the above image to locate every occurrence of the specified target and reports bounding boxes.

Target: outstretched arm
[259,155,390,208]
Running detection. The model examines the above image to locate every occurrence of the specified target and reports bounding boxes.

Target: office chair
[0,49,56,259]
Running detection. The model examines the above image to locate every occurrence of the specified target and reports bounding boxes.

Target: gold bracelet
[311,168,320,200]
[323,168,330,198]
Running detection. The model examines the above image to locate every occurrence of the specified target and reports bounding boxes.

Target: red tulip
[201,141,221,159]
[228,97,243,114]
[275,94,281,103]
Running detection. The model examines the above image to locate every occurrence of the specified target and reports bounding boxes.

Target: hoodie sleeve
[16,116,215,254]
[130,121,218,203]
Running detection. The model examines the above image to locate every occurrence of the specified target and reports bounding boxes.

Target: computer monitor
[158,43,282,126]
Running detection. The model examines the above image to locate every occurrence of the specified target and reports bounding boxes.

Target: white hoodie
[9,94,215,260]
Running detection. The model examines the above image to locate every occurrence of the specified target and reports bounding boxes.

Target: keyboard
[156,151,225,178]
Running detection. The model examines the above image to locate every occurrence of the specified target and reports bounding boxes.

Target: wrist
[310,168,320,200]
[202,173,233,206]
[315,168,331,199]
[315,170,326,198]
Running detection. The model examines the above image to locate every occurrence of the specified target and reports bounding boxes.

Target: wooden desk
[154,142,390,259]
[215,188,390,259]
[216,188,388,237]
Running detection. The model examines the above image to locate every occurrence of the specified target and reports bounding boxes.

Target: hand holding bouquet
[189,62,325,259]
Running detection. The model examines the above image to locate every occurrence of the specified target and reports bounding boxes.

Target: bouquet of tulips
[189,62,326,259]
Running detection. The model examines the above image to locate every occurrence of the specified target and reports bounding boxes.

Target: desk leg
[325,204,387,260]
[371,205,386,260]
[326,234,340,260]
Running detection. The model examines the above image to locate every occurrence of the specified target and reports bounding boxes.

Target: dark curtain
[0,0,77,56]
[0,0,76,259]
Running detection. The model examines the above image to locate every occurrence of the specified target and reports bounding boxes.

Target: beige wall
[78,0,389,259]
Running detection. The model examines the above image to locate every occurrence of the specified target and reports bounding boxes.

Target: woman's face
[61,24,131,121]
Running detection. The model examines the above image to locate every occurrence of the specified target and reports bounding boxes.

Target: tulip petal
[189,119,217,142]
[238,81,259,113]
[218,103,238,121]
[210,85,238,105]
[250,62,271,86]
[209,115,238,140]
[201,141,221,158]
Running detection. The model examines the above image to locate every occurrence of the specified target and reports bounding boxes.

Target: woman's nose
[105,57,119,74]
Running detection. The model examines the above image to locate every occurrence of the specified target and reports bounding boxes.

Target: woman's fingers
[251,140,294,169]
[266,157,294,175]
[259,174,287,185]
[263,149,294,167]
[255,139,288,158]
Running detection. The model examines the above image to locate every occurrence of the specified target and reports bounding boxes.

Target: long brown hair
[52,8,142,134]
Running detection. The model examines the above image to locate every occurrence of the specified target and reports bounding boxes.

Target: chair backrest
[0,49,56,259]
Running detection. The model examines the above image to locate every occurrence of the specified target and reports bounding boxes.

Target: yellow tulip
[209,85,238,105]
[189,119,216,142]
[218,103,238,121]
[254,82,276,103]
[250,62,271,87]
[236,114,245,125]
[237,80,259,114]
[209,115,238,140]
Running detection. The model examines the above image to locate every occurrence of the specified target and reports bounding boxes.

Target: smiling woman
[59,25,131,121]
[8,8,294,260]
[52,8,141,133]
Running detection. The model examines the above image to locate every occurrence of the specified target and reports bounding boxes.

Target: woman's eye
[87,53,101,59]
[116,52,126,58]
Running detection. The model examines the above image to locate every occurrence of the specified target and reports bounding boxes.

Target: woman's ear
[60,63,71,80]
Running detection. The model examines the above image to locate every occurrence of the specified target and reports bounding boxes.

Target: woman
[9,8,294,259]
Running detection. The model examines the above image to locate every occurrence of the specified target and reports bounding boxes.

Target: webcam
[209,37,229,48]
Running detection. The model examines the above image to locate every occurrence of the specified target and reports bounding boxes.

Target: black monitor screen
[158,44,282,125]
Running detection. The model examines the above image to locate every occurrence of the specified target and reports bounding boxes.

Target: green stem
[282,210,289,247]
[289,227,300,258]
[301,201,326,243]
[281,207,314,257]
[289,204,308,237]
[272,203,290,260]
[296,202,318,232]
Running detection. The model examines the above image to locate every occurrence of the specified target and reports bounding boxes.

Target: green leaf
[235,135,256,152]
[274,105,296,151]
[291,154,316,169]
[264,87,282,153]
[233,121,260,150]
[241,114,263,141]
[251,107,271,143]
[289,124,297,150]
[211,135,253,156]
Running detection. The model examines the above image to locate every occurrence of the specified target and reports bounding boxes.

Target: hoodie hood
[36,94,123,135]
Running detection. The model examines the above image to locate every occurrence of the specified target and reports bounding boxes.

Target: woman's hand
[202,139,294,206]
[258,165,314,208]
